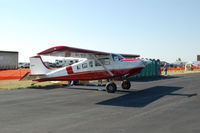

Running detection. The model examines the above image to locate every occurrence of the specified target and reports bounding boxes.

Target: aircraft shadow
[96,86,197,108]
[63,86,105,91]
[128,75,181,82]
[29,85,65,90]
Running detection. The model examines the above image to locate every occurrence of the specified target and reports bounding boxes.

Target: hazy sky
[0,0,200,62]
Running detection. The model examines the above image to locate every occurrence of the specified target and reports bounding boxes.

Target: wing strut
[91,55,114,77]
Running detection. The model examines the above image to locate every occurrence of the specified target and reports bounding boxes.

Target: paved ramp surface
[0,74,200,133]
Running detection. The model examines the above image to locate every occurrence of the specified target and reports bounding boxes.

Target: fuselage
[31,54,150,82]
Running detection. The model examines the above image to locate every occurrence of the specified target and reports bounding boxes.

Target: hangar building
[0,51,18,70]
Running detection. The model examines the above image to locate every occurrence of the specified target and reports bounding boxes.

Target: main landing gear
[106,82,117,93]
[106,79,131,93]
[121,80,131,90]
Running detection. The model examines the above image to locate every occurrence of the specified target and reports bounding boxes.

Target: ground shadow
[128,75,181,82]
[64,86,105,91]
[30,85,105,91]
[96,86,197,108]
[29,85,66,90]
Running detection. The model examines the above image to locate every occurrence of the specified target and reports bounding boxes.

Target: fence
[160,66,200,72]
[0,69,30,80]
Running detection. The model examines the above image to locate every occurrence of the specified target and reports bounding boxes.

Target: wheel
[121,80,131,90]
[106,82,117,93]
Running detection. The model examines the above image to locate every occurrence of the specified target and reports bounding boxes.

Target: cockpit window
[112,54,124,61]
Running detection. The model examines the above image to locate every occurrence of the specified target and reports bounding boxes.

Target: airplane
[30,46,151,93]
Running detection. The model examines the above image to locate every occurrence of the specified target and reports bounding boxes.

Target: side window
[104,58,110,65]
[95,61,101,66]
[89,61,93,67]
[100,58,110,65]
[69,60,73,65]
[95,58,110,66]
[82,63,88,69]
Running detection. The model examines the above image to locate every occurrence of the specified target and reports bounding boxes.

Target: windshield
[112,54,125,61]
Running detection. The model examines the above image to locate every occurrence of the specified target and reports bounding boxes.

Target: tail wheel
[121,80,131,90]
[106,82,117,93]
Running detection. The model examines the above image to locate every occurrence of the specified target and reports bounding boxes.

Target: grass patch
[0,80,69,90]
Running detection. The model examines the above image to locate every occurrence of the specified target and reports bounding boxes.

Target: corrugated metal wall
[0,51,18,70]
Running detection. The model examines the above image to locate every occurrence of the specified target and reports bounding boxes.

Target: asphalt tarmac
[0,73,200,133]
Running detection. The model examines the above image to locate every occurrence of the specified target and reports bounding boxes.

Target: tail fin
[30,56,51,75]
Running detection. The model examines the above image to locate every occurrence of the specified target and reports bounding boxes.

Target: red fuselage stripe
[35,67,143,82]
[66,66,74,74]
[122,59,141,62]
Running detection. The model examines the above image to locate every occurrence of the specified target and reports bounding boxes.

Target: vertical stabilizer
[30,56,51,75]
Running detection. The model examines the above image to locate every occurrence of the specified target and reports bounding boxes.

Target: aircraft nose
[142,60,152,66]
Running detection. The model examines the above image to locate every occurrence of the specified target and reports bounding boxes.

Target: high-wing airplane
[30,46,151,93]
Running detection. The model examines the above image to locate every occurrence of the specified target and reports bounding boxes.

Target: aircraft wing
[38,46,140,58]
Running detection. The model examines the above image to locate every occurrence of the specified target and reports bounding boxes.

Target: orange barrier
[0,69,30,80]
[192,66,200,70]
[161,66,200,72]
[161,67,184,72]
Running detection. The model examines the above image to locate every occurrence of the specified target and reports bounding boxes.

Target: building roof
[0,51,18,54]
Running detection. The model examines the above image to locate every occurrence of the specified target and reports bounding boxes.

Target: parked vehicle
[18,62,30,68]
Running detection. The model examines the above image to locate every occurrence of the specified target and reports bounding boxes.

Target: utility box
[132,59,160,79]
[0,51,18,70]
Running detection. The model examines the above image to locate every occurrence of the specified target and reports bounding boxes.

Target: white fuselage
[30,54,151,81]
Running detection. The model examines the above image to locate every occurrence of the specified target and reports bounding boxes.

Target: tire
[121,80,131,90]
[106,83,117,93]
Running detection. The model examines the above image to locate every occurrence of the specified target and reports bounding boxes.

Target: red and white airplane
[30,46,151,93]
